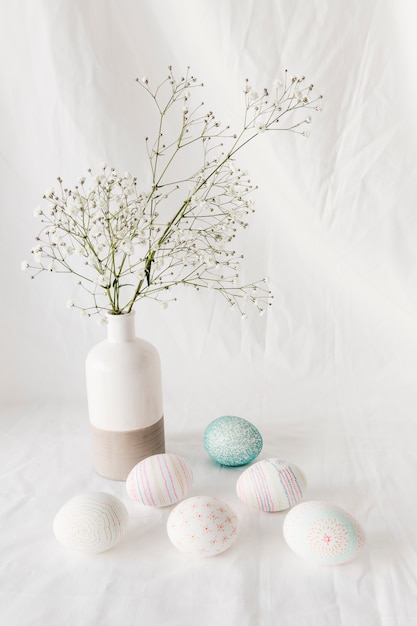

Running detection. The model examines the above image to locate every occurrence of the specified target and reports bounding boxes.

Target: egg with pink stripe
[236,458,307,512]
[126,453,193,507]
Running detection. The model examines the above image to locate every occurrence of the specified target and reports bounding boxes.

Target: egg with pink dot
[283,501,366,565]
[167,496,239,556]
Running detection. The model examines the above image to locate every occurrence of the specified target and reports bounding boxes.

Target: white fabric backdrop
[1,1,417,624]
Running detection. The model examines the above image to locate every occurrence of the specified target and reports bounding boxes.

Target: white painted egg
[283,501,366,565]
[204,415,263,466]
[126,453,193,507]
[167,496,239,557]
[53,492,128,553]
[236,458,306,512]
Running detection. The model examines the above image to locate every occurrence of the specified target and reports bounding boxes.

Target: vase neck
[107,312,136,342]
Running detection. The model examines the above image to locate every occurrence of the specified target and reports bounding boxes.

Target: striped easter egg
[236,458,307,512]
[126,453,193,507]
[53,492,128,553]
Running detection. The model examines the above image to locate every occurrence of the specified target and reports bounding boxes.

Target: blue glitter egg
[204,415,263,466]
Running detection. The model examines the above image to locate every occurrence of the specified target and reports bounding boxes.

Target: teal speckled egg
[204,415,263,466]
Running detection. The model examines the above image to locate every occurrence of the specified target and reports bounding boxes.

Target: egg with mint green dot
[283,501,366,565]
[204,415,263,466]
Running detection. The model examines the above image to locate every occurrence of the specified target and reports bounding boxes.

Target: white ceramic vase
[85,311,165,480]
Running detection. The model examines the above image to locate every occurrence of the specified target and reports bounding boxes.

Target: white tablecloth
[1,391,416,626]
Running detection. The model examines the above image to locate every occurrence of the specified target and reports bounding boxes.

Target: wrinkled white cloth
[1,0,417,624]
[1,397,416,626]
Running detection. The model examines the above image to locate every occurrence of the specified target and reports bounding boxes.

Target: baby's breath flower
[31,247,42,263]
[68,203,80,217]
[25,66,321,318]
[96,275,108,287]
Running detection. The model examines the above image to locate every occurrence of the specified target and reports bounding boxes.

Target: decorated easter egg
[167,496,239,556]
[204,415,263,466]
[126,453,193,507]
[53,492,128,553]
[283,501,366,565]
[236,458,307,512]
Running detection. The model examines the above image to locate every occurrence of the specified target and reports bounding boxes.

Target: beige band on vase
[91,416,165,481]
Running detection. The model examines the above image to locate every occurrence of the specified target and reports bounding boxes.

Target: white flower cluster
[23,67,322,318]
